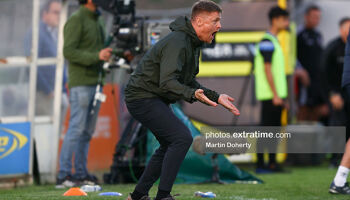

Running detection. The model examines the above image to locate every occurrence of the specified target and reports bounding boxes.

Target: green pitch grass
[0,166,347,200]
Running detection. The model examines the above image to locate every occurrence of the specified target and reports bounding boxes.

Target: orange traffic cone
[63,187,88,196]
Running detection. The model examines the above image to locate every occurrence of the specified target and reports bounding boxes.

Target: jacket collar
[170,16,204,48]
[80,6,99,19]
[186,18,204,47]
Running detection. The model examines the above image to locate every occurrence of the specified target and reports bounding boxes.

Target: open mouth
[211,31,217,37]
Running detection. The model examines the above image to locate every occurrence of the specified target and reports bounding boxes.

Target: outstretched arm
[218,94,240,115]
[194,89,240,116]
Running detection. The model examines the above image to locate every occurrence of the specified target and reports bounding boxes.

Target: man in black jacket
[125,1,240,200]
[329,18,350,195]
[324,17,350,167]
[297,5,329,122]
[324,17,350,128]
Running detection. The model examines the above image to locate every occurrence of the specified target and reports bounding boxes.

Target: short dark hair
[40,0,60,17]
[78,0,88,5]
[339,17,350,27]
[268,6,289,23]
[305,5,320,15]
[191,0,222,20]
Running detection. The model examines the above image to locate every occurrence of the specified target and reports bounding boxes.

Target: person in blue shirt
[24,0,68,117]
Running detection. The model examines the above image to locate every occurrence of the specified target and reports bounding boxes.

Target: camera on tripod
[95,0,141,51]
[93,0,174,74]
[92,0,142,73]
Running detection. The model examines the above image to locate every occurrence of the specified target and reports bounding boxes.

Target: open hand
[218,94,240,116]
[195,89,218,107]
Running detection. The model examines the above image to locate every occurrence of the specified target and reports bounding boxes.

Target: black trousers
[257,100,282,167]
[344,85,350,140]
[331,86,350,165]
[126,98,193,194]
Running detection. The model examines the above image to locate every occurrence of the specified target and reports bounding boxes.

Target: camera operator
[56,0,112,188]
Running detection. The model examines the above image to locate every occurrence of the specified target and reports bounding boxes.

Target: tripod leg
[211,154,225,184]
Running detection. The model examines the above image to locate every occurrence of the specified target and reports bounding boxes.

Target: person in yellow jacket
[254,6,289,173]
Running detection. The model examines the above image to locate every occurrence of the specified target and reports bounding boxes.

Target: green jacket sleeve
[159,40,196,102]
[190,79,220,103]
[190,58,220,103]
[63,15,100,66]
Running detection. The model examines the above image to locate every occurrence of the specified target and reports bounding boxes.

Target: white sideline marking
[227,196,277,200]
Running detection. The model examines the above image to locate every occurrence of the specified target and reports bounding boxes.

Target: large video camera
[92,0,174,73]
[93,0,141,51]
[91,0,143,72]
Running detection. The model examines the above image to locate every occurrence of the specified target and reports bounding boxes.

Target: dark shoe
[55,175,76,189]
[77,174,99,186]
[155,194,180,200]
[268,163,289,173]
[126,193,151,200]
[255,167,273,174]
[329,181,350,194]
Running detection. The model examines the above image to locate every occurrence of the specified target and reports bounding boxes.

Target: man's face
[194,11,221,43]
[340,21,350,42]
[305,10,321,29]
[274,16,289,32]
[43,2,61,28]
